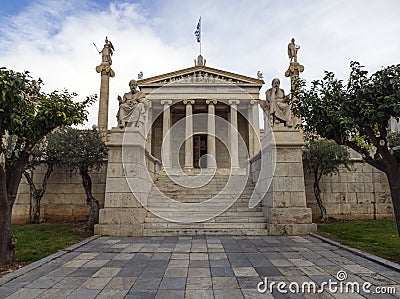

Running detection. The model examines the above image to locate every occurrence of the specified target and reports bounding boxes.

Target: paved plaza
[0,235,399,299]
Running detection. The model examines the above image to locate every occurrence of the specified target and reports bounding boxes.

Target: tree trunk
[0,182,15,265]
[30,192,41,224]
[81,169,99,231]
[386,165,400,237]
[0,203,15,266]
[313,170,328,222]
[0,152,25,266]
[24,163,53,224]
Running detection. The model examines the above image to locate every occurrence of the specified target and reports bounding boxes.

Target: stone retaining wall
[12,158,394,224]
[12,165,107,224]
[304,161,394,220]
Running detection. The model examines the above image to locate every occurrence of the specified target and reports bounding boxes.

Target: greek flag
[195,17,201,43]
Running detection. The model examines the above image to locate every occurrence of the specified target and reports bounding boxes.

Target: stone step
[146,210,264,218]
[143,222,266,229]
[155,178,249,182]
[144,210,263,220]
[155,179,248,185]
[147,193,255,198]
[155,180,252,185]
[147,200,254,204]
[145,216,266,223]
[152,185,253,194]
[150,189,254,194]
[143,228,269,236]
[147,197,259,202]
[146,203,262,210]
[158,169,234,175]
[143,173,264,236]
[156,177,231,181]
[146,208,263,214]
[147,198,255,203]
[148,194,254,200]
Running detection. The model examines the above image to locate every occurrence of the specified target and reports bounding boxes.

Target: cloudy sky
[1,0,399,128]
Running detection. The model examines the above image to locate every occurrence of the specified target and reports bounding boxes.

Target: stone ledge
[94,224,144,236]
[0,235,100,287]
[311,233,400,272]
[267,223,317,235]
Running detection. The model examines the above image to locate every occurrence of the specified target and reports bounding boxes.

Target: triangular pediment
[138,65,264,86]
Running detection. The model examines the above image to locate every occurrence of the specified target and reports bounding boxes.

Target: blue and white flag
[195,17,201,43]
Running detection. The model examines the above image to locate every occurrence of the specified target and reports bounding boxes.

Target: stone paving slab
[0,236,399,298]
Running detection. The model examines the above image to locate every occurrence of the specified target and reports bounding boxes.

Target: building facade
[11,39,393,233]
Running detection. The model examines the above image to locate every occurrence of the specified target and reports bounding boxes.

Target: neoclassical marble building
[141,55,262,171]
[11,39,393,227]
[94,38,316,236]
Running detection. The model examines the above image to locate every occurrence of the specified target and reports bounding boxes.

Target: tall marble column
[95,37,115,141]
[161,100,172,169]
[183,100,195,170]
[206,100,217,168]
[249,100,261,156]
[228,100,240,169]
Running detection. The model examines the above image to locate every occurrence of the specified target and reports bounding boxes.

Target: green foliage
[303,139,352,178]
[12,224,81,262]
[47,127,108,173]
[318,220,400,263]
[0,67,96,167]
[292,61,400,173]
[0,67,95,265]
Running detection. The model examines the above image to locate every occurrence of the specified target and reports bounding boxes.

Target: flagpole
[195,17,202,56]
[200,17,202,56]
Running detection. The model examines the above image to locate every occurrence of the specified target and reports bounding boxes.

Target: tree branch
[40,162,53,197]
[340,138,387,173]
[23,170,36,194]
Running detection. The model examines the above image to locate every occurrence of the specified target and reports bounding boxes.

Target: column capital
[95,64,115,77]
[160,100,172,105]
[228,100,240,106]
[285,62,305,78]
[183,100,195,105]
[206,99,217,105]
[250,99,259,105]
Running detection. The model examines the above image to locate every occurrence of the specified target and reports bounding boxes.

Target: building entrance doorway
[193,134,207,168]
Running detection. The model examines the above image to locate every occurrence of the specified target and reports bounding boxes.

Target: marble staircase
[143,170,268,236]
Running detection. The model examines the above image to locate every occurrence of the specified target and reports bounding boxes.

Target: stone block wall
[12,165,107,224]
[304,161,393,220]
[94,127,160,236]
[12,150,394,225]
[251,129,316,235]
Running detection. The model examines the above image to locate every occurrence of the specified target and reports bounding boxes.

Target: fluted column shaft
[229,100,240,169]
[184,100,195,170]
[249,100,261,156]
[206,100,217,168]
[161,100,172,169]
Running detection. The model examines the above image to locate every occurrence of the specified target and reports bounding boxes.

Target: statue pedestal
[94,127,151,236]
[261,127,316,235]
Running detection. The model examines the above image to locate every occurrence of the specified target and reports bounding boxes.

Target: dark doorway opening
[193,134,207,168]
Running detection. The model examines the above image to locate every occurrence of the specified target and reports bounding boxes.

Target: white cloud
[1,0,400,128]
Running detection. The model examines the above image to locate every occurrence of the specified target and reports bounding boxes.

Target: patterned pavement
[0,235,399,299]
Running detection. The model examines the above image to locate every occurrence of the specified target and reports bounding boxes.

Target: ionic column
[96,65,115,141]
[249,100,261,156]
[228,100,240,169]
[183,100,195,170]
[206,100,217,168]
[161,100,172,169]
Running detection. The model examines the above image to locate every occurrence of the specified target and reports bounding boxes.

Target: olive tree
[23,138,54,224]
[47,127,108,231]
[292,62,400,235]
[0,67,94,265]
[303,139,352,222]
